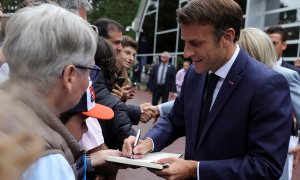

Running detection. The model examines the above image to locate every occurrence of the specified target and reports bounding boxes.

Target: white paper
[106,152,182,169]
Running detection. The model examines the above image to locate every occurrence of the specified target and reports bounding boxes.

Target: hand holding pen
[122,129,154,159]
[131,128,141,159]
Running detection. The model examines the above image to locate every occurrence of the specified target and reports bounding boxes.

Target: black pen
[131,128,141,159]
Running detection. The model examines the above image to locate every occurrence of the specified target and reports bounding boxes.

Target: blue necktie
[199,73,220,133]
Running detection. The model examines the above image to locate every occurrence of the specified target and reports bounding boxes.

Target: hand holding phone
[116,77,125,87]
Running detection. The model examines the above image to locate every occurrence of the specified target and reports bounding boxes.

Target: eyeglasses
[76,65,101,82]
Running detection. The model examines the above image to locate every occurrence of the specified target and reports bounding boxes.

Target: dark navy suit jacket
[145,49,292,179]
[148,63,176,93]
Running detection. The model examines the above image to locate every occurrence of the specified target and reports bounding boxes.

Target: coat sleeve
[93,73,136,150]
[126,104,141,125]
[287,71,300,128]
[159,100,175,117]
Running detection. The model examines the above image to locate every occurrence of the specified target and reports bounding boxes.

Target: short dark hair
[93,18,124,39]
[176,0,243,42]
[121,35,139,51]
[266,25,287,42]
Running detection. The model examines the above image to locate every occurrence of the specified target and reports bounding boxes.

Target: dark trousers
[152,85,169,105]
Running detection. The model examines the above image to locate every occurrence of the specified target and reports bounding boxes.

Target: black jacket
[93,71,137,149]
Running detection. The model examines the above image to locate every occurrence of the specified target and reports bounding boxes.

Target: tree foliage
[88,0,140,37]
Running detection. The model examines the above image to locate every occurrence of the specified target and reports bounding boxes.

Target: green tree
[88,0,140,37]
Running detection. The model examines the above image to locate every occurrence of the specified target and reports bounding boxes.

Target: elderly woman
[0,4,97,179]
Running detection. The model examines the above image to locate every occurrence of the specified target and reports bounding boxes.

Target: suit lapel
[191,73,207,151]
[195,49,247,150]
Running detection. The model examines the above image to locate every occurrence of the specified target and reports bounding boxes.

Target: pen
[131,128,141,159]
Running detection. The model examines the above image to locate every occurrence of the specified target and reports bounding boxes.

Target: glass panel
[139,14,156,57]
[283,44,298,57]
[157,0,177,31]
[235,0,247,15]
[156,32,177,58]
[265,10,298,26]
[267,0,300,10]
[285,27,300,40]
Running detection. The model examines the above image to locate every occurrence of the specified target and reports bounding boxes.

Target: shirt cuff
[158,105,163,117]
[197,162,200,180]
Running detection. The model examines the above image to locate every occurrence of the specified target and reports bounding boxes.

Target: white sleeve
[80,117,104,151]
[22,154,75,180]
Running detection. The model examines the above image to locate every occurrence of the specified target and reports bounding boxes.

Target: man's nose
[183,44,194,59]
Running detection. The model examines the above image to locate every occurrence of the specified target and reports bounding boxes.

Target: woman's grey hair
[19,0,92,13]
[3,4,97,92]
[238,28,277,69]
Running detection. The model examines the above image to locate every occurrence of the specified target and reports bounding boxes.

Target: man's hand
[122,136,153,159]
[143,105,160,123]
[140,103,156,123]
[149,157,198,180]
[289,145,300,168]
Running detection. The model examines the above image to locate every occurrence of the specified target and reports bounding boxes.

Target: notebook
[106,152,182,170]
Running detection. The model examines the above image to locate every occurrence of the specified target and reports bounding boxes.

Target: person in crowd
[176,60,190,93]
[239,27,300,128]
[90,36,152,150]
[19,0,110,163]
[122,0,292,179]
[132,59,142,90]
[59,81,122,180]
[266,25,300,76]
[295,59,300,68]
[93,18,135,102]
[93,19,153,112]
[148,51,176,105]
[115,35,139,99]
[238,27,300,180]
[0,4,97,179]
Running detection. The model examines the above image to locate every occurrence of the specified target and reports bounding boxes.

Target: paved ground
[116,89,300,180]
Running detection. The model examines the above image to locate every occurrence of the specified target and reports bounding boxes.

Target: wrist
[142,137,154,153]
[187,160,198,178]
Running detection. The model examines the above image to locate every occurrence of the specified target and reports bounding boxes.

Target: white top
[22,154,75,180]
[79,117,104,151]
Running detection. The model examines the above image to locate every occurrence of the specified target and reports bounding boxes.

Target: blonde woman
[238,28,300,126]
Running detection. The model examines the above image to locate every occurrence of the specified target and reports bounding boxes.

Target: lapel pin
[228,81,234,85]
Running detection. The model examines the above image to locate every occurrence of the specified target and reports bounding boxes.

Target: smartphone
[116,77,125,87]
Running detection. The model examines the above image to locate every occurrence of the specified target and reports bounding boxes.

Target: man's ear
[222,28,236,47]
[62,64,76,93]
[282,41,288,51]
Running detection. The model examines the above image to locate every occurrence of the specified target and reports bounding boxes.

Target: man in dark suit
[148,51,176,105]
[267,25,300,75]
[122,0,292,179]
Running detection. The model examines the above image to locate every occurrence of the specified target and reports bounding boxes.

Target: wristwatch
[86,155,94,171]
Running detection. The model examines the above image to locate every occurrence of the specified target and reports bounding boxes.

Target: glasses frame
[75,64,101,82]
